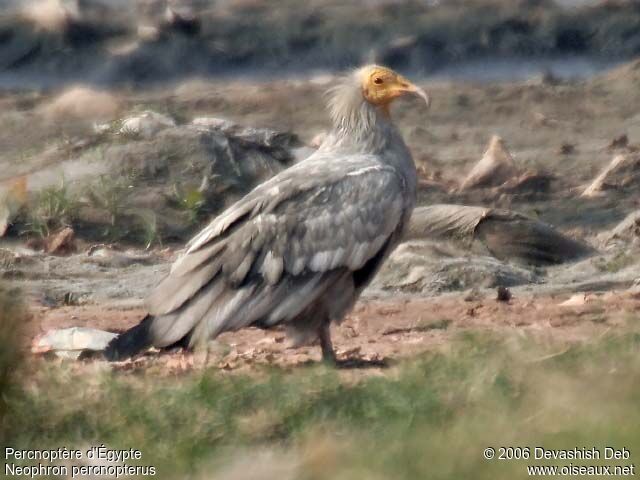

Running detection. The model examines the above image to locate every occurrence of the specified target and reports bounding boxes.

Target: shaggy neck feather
[325,76,396,153]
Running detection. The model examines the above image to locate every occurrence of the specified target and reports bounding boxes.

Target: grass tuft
[23,179,79,238]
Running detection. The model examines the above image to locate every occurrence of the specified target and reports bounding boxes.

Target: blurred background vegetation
[0,0,639,88]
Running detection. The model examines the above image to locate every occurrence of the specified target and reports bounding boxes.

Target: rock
[192,117,236,130]
[191,117,299,148]
[460,135,519,190]
[119,111,176,138]
[406,204,594,266]
[107,123,294,188]
[44,227,76,255]
[407,205,489,240]
[474,213,593,265]
[371,240,540,294]
[32,327,117,360]
[581,154,640,197]
[71,123,296,240]
[496,286,512,302]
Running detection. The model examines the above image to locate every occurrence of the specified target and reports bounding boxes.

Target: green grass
[23,180,79,239]
[85,174,135,238]
[84,173,161,246]
[170,183,207,226]
[4,328,640,479]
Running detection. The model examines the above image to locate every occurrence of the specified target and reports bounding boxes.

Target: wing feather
[147,261,222,316]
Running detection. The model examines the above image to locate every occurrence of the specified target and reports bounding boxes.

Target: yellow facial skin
[360,65,430,111]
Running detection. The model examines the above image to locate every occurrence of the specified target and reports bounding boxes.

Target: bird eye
[373,77,383,85]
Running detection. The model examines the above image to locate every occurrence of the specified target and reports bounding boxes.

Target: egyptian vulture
[105,65,430,363]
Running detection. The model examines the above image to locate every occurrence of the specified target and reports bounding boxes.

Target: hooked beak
[402,83,431,110]
[393,76,430,110]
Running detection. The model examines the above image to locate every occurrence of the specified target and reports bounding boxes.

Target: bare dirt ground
[24,286,640,375]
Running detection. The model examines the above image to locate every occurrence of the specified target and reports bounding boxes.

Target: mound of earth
[3,113,299,242]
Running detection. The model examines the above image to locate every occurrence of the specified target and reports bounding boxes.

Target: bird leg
[318,322,337,365]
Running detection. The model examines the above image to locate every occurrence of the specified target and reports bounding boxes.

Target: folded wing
[144,155,407,347]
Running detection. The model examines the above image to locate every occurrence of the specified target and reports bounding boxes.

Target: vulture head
[359,65,430,110]
[327,65,430,135]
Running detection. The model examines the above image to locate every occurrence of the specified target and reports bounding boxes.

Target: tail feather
[104,315,154,361]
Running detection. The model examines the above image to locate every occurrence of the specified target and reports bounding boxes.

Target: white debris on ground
[31,327,117,359]
[119,111,176,138]
[558,293,591,307]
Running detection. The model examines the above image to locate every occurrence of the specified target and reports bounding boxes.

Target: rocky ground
[2,55,640,369]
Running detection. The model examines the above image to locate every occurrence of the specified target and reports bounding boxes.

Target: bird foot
[318,322,337,366]
[317,323,388,368]
[320,346,390,369]
[322,349,338,366]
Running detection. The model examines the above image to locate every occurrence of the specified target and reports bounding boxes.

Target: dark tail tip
[104,315,154,362]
